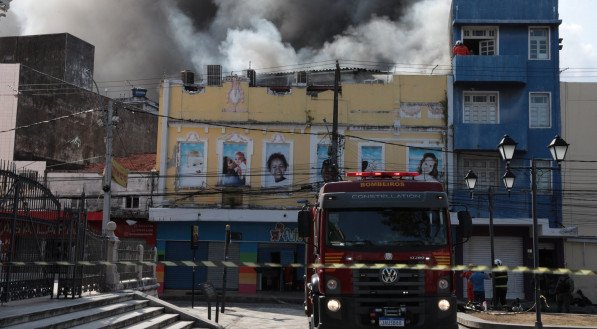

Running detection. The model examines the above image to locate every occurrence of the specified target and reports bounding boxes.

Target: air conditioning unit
[222,192,243,208]
[181,70,195,85]
[207,65,222,86]
[246,69,256,87]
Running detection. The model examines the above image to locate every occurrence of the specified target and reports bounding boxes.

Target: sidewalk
[160,289,304,305]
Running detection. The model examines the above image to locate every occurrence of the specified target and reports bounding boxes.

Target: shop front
[150,208,303,294]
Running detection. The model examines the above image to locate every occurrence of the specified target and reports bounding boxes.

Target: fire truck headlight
[327,299,342,312]
[326,278,340,293]
[437,278,450,292]
[438,299,451,311]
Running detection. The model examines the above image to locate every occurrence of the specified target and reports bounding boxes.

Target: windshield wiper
[386,240,427,246]
[344,240,373,245]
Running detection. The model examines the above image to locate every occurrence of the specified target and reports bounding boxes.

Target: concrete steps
[0,291,222,329]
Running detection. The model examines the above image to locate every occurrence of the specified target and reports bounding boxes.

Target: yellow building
[149,69,448,293]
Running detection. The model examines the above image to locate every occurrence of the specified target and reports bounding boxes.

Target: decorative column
[105,221,123,291]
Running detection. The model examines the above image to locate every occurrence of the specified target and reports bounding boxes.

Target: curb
[457,312,597,329]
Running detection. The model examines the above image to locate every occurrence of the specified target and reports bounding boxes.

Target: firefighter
[492,259,508,309]
[452,40,470,56]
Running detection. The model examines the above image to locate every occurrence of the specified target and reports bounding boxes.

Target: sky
[0,0,595,101]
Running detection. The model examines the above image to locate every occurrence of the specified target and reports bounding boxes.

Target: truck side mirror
[298,210,311,238]
[457,211,473,240]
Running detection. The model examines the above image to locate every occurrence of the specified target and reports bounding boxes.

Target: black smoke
[1,0,450,101]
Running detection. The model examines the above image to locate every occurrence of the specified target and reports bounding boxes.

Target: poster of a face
[264,143,291,188]
[408,148,443,182]
[360,145,383,172]
[219,142,248,186]
[177,142,206,188]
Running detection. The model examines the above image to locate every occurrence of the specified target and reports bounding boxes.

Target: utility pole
[102,100,114,233]
[330,60,340,181]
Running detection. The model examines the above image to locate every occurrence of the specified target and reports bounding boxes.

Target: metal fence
[0,162,157,303]
[116,239,156,289]
[0,162,106,302]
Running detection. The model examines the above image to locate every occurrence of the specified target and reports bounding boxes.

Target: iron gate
[0,162,105,303]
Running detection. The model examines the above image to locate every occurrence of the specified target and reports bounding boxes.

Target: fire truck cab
[298,172,472,329]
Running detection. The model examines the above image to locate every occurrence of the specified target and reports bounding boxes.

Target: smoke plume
[1,0,451,100]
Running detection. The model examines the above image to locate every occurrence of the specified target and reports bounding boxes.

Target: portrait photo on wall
[360,145,383,172]
[263,143,291,188]
[408,148,443,182]
[219,142,248,186]
[177,142,206,188]
[316,144,331,182]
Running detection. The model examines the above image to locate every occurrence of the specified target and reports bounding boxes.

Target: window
[530,28,549,60]
[460,155,499,189]
[462,26,498,55]
[463,92,498,124]
[529,93,551,128]
[125,196,140,209]
[535,160,552,194]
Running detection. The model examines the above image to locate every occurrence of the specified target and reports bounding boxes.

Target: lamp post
[464,170,497,309]
[496,134,569,329]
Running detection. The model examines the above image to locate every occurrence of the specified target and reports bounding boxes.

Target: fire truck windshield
[326,208,447,248]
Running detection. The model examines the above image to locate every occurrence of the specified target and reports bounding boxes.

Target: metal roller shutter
[164,241,208,289]
[463,236,524,300]
[207,241,240,290]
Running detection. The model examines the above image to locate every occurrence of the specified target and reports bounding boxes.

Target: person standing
[555,274,574,313]
[452,40,470,56]
[461,264,475,305]
[470,271,490,305]
[492,259,508,309]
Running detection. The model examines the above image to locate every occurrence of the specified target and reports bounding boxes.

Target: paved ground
[168,301,308,329]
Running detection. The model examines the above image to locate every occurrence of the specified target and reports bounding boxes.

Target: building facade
[149,70,450,293]
[0,33,161,265]
[450,0,568,301]
[0,33,158,175]
[560,82,597,303]
[45,153,158,244]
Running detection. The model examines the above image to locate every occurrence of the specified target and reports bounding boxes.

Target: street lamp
[502,169,516,191]
[496,134,569,329]
[464,170,478,194]
[464,170,497,309]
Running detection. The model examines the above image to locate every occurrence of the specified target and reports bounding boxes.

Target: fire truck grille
[352,267,426,326]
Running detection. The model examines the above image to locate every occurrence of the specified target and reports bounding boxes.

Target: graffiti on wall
[269,223,301,243]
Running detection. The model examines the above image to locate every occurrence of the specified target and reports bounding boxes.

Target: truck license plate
[379,317,404,327]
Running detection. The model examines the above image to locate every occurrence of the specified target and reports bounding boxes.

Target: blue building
[449,0,566,301]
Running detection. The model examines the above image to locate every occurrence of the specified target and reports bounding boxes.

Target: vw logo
[380,268,399,284]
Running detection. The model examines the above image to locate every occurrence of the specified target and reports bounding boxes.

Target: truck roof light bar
[346,171,420,178]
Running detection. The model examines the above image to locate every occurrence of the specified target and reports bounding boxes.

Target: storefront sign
[269,222,302,242]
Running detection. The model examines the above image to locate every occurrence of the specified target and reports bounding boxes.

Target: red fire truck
[297,171,472,329]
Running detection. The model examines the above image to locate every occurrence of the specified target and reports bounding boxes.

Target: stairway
[0,291,222,329]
